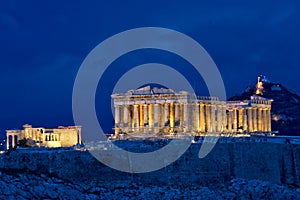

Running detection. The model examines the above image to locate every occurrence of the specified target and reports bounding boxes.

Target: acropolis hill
[1,76,300,198]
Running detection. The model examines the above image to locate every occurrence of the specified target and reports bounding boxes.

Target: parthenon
[111,86,273,135]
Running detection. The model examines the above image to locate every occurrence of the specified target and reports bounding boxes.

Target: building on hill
[6,124,82,149]
[111,86,273,136]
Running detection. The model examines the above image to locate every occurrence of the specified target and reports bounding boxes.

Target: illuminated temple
[6,124,82,149]
[111,85,273,136]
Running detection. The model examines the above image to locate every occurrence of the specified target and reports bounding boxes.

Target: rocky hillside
[229,78,300,136]
[0,171,299,199]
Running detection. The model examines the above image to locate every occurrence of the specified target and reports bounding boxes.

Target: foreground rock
[0,171,299,199]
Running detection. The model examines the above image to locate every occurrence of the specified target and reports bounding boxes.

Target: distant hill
[229,77,300,136]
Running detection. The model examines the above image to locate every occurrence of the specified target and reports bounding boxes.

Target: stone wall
[0,142,299,188]
[58,129,78,147]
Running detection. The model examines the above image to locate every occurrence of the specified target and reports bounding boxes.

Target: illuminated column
[114,105,120,128]
[139,104,144,128]
[153,104,159,133]
[123,105,129,129]
[267,108,271,132]
[216,105,222,132]
[129,105,134,131]
[247,108,253,132]
[215,105,219,132]
[227,111,232,133]
[260,108,265,132]
[233,109,238,132]
[253,107,258,132]
[199,103,205,132]
[148,104,153,129]
[170,103,175,131]
[143,104,148,126]
[164,104,169,129]
[119,105,124,128]
[158,104,163,128]
[205,104,211,132]
[257,107,262,132]
[179,103,184,128]
[6,135,9,150]
[238,109,243,130]
[133,105,139,131]
[174,103,180,128]
[194,103,200,132]
[243,110,248,132]
[211,104,216,132]
[263,108,267,132]
[143,104,148,133]
[183,103,189,131]
[222,105,227,132]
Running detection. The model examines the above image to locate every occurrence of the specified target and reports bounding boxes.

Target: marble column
[153,104,159,133]
[139,104,144,128]
[216,105,222,132]
[174,103,180,128]
[133,105,139,130]
[6,135,9,150]
[247,108,253,132]
[253,107,258,132]
[183,103,189,131]
[205,104,211,132]
[123,105,128,129]
[119,105,124,128]
[257,107,262,132]
[243,110,248,132]
[164,103,169,128]
[227,111,232,133]
[211,104,216,132]
[194,103,200,132]
[143,104,148,133]
[148,104,153,129]
[199,103,205,132]
[238,109,243,130]
[129,105,133,130]
[179,103,184,128]
[222,105,227,132]
[263,108,267,132]
[267,108,272,132]
[159,104,163,128]
[115,105,120,127]
[233,109,238,132]
[170,103,175,131]
[143,104,148,125]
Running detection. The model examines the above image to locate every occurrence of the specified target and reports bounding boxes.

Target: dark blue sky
[1,0,300,135]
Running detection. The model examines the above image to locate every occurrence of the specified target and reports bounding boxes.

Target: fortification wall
[0,143,299,187]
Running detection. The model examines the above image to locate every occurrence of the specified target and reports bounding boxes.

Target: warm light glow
[170,103,174,128]
[112,84,272,136]
[256,76,264,95]
[272,115,281,122]
[139,104,144,127]
[148,104,153,127]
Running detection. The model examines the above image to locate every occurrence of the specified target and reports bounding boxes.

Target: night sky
[1,1,300,136]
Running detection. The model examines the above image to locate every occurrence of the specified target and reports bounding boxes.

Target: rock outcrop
[0,171,299,199]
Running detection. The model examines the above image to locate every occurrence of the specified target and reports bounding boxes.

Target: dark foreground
[0,171,299,199]
[0,140,300,199]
